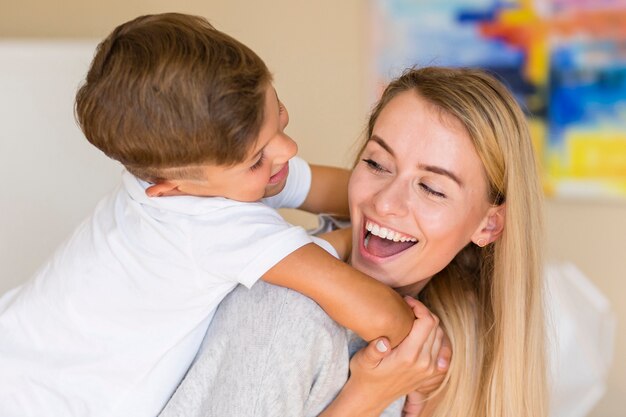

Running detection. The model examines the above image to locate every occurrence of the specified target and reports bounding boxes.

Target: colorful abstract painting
[368,0,626,199]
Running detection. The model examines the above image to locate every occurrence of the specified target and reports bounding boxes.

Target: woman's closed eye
[363,157,446,197]
[362,158,388,173]
[419,182,446,198]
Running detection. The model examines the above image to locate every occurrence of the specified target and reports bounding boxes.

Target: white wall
[0,41,121,292]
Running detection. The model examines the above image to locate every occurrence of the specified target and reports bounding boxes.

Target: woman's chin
[352,251,432,294]
[351,256,400,286]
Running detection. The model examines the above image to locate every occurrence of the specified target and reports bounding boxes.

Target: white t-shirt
[0,156,331,417]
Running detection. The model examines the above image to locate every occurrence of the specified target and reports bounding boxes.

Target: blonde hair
[363,67,547,417]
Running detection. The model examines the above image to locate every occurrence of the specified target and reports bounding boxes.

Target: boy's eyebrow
[249,146,265,162]
[245,88,279,164]
[274,90,283,115]
[369,135,463,187]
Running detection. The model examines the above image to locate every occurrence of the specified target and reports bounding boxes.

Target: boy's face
[170,84,297,202]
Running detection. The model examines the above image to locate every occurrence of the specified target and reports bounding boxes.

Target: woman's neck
[394,277,432,298]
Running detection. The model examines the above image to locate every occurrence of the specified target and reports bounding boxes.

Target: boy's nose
[274,134,298,163]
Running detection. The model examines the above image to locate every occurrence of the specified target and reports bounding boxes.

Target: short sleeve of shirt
[310,236,339,259]
[192,202,313,289]
[263,156,311,209]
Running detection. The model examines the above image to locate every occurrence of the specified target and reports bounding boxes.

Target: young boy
[0,13,414,417]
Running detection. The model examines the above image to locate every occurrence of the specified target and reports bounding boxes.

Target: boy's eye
[362,158,387,173]
[419,183,446,198]
[250,153,265,171]
[278,103,289,129]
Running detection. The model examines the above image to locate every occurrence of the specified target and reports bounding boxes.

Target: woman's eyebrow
[419,164,464,187]
[370,134,463,186]
[370,135,394,156]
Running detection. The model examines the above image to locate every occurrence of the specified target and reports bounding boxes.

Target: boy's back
[0,157,317,416]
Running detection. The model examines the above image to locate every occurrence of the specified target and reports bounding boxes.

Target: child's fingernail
[376,340,388,352]
[437,358,448,369]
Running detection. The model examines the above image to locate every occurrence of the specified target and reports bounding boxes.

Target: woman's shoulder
[213,281,347,341]
[160,282,351,417]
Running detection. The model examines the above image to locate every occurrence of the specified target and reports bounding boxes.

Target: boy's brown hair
[75,13,272,181]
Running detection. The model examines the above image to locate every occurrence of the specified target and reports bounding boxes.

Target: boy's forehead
[245,84,280,159]
[266,84,280,112]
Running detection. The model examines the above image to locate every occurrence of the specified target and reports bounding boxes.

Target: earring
[477,238,487,247]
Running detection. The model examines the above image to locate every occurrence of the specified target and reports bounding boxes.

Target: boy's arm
[299,164,350,217]
[262,243,414,347]
[316,228,352,261]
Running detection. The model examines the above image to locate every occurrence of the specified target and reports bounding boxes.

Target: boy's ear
[145,181,188,197]
[471,203,506,247]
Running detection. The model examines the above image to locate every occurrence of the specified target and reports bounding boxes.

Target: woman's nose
[372,178,409,217]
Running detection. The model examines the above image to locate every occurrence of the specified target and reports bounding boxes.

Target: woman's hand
[401,296,451,387]
[398,298,452,417]
[402,391,427,417]
[320,298,451,416]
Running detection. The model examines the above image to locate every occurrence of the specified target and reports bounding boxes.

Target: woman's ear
[145,181,188,197]
[471,203,506,247]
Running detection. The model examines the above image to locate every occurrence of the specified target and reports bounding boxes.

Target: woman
[160,67,547,417]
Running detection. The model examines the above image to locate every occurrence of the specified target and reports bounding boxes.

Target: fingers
[404,296,430,319]
[437,330,452,371]
[396,297,438,356]
[402,391,426,417]
[404,297,447,368]
[400,297,451,390]
[373,296,451,400]
[395,315,435,359]
[350,337,391,371]
[413,374,445,395]
[415,314,439,373]
[430,327,444,363]
[405,296,441,359]
[403,295,419,308]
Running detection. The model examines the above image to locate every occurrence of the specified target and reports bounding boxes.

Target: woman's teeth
[365,221,417,243]
[363,220,418,257]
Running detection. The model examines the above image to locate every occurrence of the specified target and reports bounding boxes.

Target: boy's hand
[317,227,352,261]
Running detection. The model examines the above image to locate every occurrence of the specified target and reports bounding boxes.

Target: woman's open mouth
[362,219,417,258]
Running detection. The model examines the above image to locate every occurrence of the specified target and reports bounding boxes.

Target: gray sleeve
[159,281,351,417]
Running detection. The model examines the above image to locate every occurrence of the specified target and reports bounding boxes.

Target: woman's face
[349,90,496,294]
